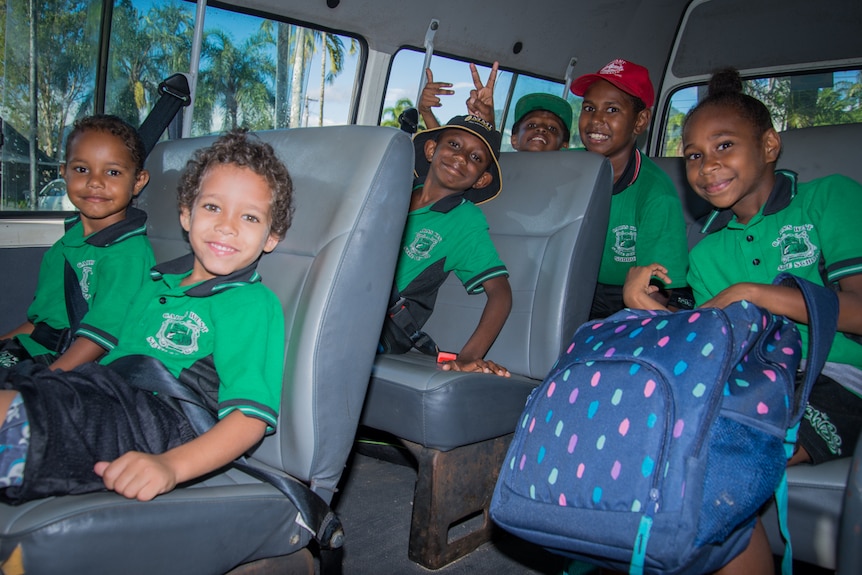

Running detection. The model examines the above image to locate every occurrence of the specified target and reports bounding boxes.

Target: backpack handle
[772,272,839,424]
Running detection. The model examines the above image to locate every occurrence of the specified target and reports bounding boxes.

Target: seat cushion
[364,352,538,451]
[762,457,851,570]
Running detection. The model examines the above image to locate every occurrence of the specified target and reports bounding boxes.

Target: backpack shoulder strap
[771,273,839,575]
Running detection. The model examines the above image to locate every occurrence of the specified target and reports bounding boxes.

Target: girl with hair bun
[624,67,862,574]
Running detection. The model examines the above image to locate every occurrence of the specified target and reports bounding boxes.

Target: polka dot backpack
[490,273,838,575]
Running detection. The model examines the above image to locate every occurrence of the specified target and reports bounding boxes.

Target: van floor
[325,443,567,574]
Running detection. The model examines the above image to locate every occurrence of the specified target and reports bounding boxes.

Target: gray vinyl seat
[0,126,413,574]
[652,122,862,571]
[360,149,612,569]
[648,155,712,250]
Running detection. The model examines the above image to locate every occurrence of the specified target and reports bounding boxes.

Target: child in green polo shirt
[379,115,512,377]
[0,115,154,372]
[570,59,690,319]
[0,130,292,503]
[623,68,862,575]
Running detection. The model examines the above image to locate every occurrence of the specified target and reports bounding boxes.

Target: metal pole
[416,19,439,104]
[182,0,208,137]
[562,57,578,98]
[28,0,37,208]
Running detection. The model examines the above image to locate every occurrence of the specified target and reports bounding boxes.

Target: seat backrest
[139,126,413,502]
[649,155,712,250]
[420,150,612,380]
[778,124,862,184]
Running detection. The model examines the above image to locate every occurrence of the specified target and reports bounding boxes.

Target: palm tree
[195,29,275,133]
[317,32,358,126]
[288,28,316,128]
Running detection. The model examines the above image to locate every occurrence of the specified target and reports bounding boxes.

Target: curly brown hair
[177,129,294,239]
[65,115,146,174]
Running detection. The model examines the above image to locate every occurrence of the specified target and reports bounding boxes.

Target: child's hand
[623,264,672,310]
[466,62,499,126]
[419,69,454,115]
[441,357,511,377]
[95,451,178,501]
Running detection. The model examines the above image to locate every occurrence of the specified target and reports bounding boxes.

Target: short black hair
[65,115,146,174]
[178,129,294,239]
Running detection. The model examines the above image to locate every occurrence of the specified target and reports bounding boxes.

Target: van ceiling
[223,0,690,88]
[226,0,861,91]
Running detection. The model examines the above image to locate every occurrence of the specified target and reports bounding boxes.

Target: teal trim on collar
[151,253,262,297]
[74,207,149,247]
[611,148,641,196]
[701,170,798,233]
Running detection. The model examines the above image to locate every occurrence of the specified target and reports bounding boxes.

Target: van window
[383,49,583,152]
[0,0,361,213]
[660,68,862,156]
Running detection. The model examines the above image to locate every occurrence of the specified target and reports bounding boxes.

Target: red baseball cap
[570,59,655,108]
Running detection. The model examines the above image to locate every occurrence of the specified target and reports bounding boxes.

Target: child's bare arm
[623,264,672,311]
[1,321,34,340]
[442,276,511,376]
[50,338,106,371]
[418,68,451,130]
[94,410,267,501]
[702,274,862,335]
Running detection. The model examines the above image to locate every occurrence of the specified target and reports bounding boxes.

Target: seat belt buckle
[436,351,458,363]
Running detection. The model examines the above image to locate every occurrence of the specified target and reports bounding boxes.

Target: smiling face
[425,128,493,194]
[61,129,149,235]
[578,79,650,180]
[180,163,280,285]
[511,110,569,152]
[682,104,780,224]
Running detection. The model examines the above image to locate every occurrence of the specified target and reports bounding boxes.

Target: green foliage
[381,97,427,130]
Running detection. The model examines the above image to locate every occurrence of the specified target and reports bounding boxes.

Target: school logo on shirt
[404,228,442,261]
[773,224,818,271]
[611,224,637,263]
[147,311,209,355]
[77,259,95,301]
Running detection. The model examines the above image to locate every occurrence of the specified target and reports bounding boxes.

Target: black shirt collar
[67,206,149,247]
[410,183,467,214]
[430,192,467,213]
[611,148,642,196]
[701,170,797,233]
[151,253,263,297]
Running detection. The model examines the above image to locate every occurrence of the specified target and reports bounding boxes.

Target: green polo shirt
[397,194,507,292]
[20,207,155,358]
[597,149,689,287]
[392,191,508,333]
[102,254,285,432]
[689,171,862,369]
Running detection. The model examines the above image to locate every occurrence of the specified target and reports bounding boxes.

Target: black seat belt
[138,73,192,157]
[397,108,419,135]
[110,355,344,575]
[385,285,439,356]
[57,259,88,353]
